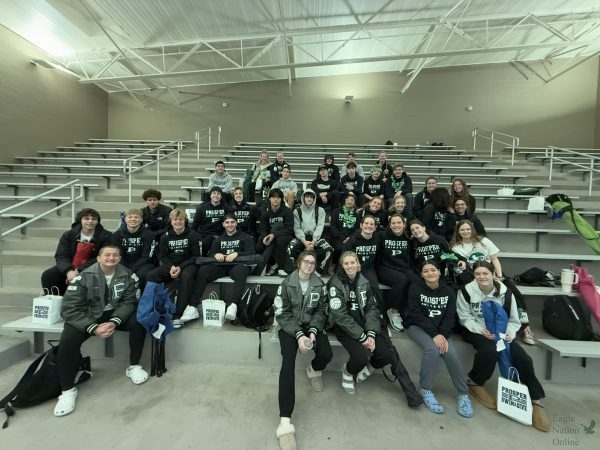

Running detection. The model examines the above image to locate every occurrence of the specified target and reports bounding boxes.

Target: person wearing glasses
[274,249,332,450]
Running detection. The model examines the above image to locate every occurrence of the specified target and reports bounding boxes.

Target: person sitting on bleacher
[110,208,157,290]
[275,249,332,450]
[339,161,364,204]
[384,164,413,210]
[409,219,463,276]
[269,151,288,182]
[340,152,365,179]
[329,192,359,263]
[375,151,394,182]
[451,198,486,236]
[230,186,259,242]
[191,214,260,323]
[141,189,172,238]
[363,166,386,204]
[356,196,387,231]
[450,178,476,213]
[257,188,295,277]
[53,244,147,417]
[41,208,112,295]
[413,176,437,220]
[311,164,340,213]
[207,160,234,204]
[422,187,457,242]
[316,154,340,183]
[388,192,415,224]
[191,186,230,255]
[147,209,201,328]
[287,189,333,275]
[457,260,550,432]
[450,220,536,346]
[248,149,272,202]
[271,164,298,209]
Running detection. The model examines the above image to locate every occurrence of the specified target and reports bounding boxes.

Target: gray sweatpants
[406,325,468,394]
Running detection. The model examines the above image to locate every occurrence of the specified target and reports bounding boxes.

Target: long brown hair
[472,260,501,297]
[450,219,483,247]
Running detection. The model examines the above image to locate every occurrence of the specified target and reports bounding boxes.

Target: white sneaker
[180,305,200,323]
[126,365,149,385]
[225,303,238,321]
[172,319,183,329]
[277,269,288,277]
[387,309,404,332]
[54,387,77,417]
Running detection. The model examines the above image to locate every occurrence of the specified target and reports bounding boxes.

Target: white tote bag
[497,186,515,196]
[497,368,532,425]
[32,287,63,324]
[527,194,546,211]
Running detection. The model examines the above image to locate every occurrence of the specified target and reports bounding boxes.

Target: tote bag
[497,367,532,425]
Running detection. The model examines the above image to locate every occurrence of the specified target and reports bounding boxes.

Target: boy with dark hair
[339,161,364,204]
[311,164,340,213]
[207,160,234,203]
[257,188,294,276]
[316,154,340,182]
[191,186,230,255]
[385,164,413,211]
[230,186,259,241]
[141,189,172,237]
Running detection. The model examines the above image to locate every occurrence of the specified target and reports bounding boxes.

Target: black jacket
[191,201,229,236]
[208,230,255,257]
[141,204,172,234]
[377,228,412,272]
[259,205,294,240]
[385,173,413,199]
[330,206,358,242]
[230,200,258,237]
[422,205,456,242]
[404,280,456,338]
[342,232,380,272]
[158,226,201,268]
[110,227,156,272]
[53,223,112,274]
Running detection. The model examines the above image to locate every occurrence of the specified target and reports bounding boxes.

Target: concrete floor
[0,356,597,450]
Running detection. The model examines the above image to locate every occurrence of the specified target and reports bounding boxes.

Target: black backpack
[542,295,595,341]
[1,342,92,428]
[237,287,274,358]
[512,267,555,287]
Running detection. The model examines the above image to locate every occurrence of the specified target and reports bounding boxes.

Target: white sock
[62,387,76,394]
[280,417,291,426]
[129,365,140,370]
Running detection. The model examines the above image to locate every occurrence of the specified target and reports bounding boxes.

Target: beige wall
[0,26,107,164]
[108,59,598,150]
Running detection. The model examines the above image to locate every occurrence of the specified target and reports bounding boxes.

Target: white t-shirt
[451,237,499,266]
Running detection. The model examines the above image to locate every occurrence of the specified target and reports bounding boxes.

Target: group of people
[39,155,550,445]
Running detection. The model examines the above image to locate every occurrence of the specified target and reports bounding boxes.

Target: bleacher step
[0,335,30,371]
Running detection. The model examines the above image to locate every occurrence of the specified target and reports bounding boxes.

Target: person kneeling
[54,245,148,417]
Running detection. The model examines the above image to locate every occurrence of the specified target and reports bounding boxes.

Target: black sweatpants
[377,266,412,311]
[147,264,198,317]
[462,330,545,400]
[41,266,68,295]
[278,329,333,418]
[333,327,394,375]
[191,264,250,307]
[57,312,146,390]
[256,235,293,270]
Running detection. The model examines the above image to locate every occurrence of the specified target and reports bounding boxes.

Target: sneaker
[225,303,238,321]
[386,309,404,332]
[265,264,278,276]
[420,388,444,414]
[532,403,551,432]
[277,269,288,277]
[341,364,355,395]
[54,387,78,417]
[521,326,536,345]
[306,365,323,392]
[172,319,183,329]
[468,384,496,410]
[356,364,373,384]
[456,394,474,418]
[180,305,200,323]
[126,365,149,385]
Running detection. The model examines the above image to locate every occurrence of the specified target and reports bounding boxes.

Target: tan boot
[532,404,551,432]
[468,384,496,410]
[306,365,323,392]
[276,422,297,450]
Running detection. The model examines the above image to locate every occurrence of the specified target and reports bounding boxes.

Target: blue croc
[457,394,474,418]
[419,388,444,414]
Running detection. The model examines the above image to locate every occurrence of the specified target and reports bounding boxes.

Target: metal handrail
[0,179,85,287]
[547,146,600,196]
[123,139,184,202]
[472,127,520,165]
[195,124,222,157]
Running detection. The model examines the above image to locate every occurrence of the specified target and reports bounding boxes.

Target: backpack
[1,342,92,428]
[542,295,595,340]
[512,267,555,287]
[295,206,322,232]
[237,287,274,358]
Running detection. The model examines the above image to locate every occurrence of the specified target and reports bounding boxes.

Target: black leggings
[377,266,413,311]
[57,312,146,390]
[333,327,394,375]
[278,329,333,418]
[462,330,545,400]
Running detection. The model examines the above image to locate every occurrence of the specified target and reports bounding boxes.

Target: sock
[280,417,291,426]
[129,365,140,370]
[63,387,76,394]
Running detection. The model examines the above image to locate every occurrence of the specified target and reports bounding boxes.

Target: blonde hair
[339,251,361,272]
[169,208,188,220]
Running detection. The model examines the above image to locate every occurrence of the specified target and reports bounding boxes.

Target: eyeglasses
[301,260,316,266]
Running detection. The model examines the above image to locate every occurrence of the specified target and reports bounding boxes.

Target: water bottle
[303,337,313,350]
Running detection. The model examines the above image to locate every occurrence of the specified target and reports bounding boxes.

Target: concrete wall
[108,59,598,150]
[0,26,108,164]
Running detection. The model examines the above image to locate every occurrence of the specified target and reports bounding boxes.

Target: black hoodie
[377,227,412,272]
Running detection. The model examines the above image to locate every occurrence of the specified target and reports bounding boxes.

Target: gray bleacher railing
[547,145,600,196]
[472,127,520,165]
[0,179,85,287]
[123,139,184,202]
[195,124,221,156]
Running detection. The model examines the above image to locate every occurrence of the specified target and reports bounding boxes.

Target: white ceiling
[2,0,600,100]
